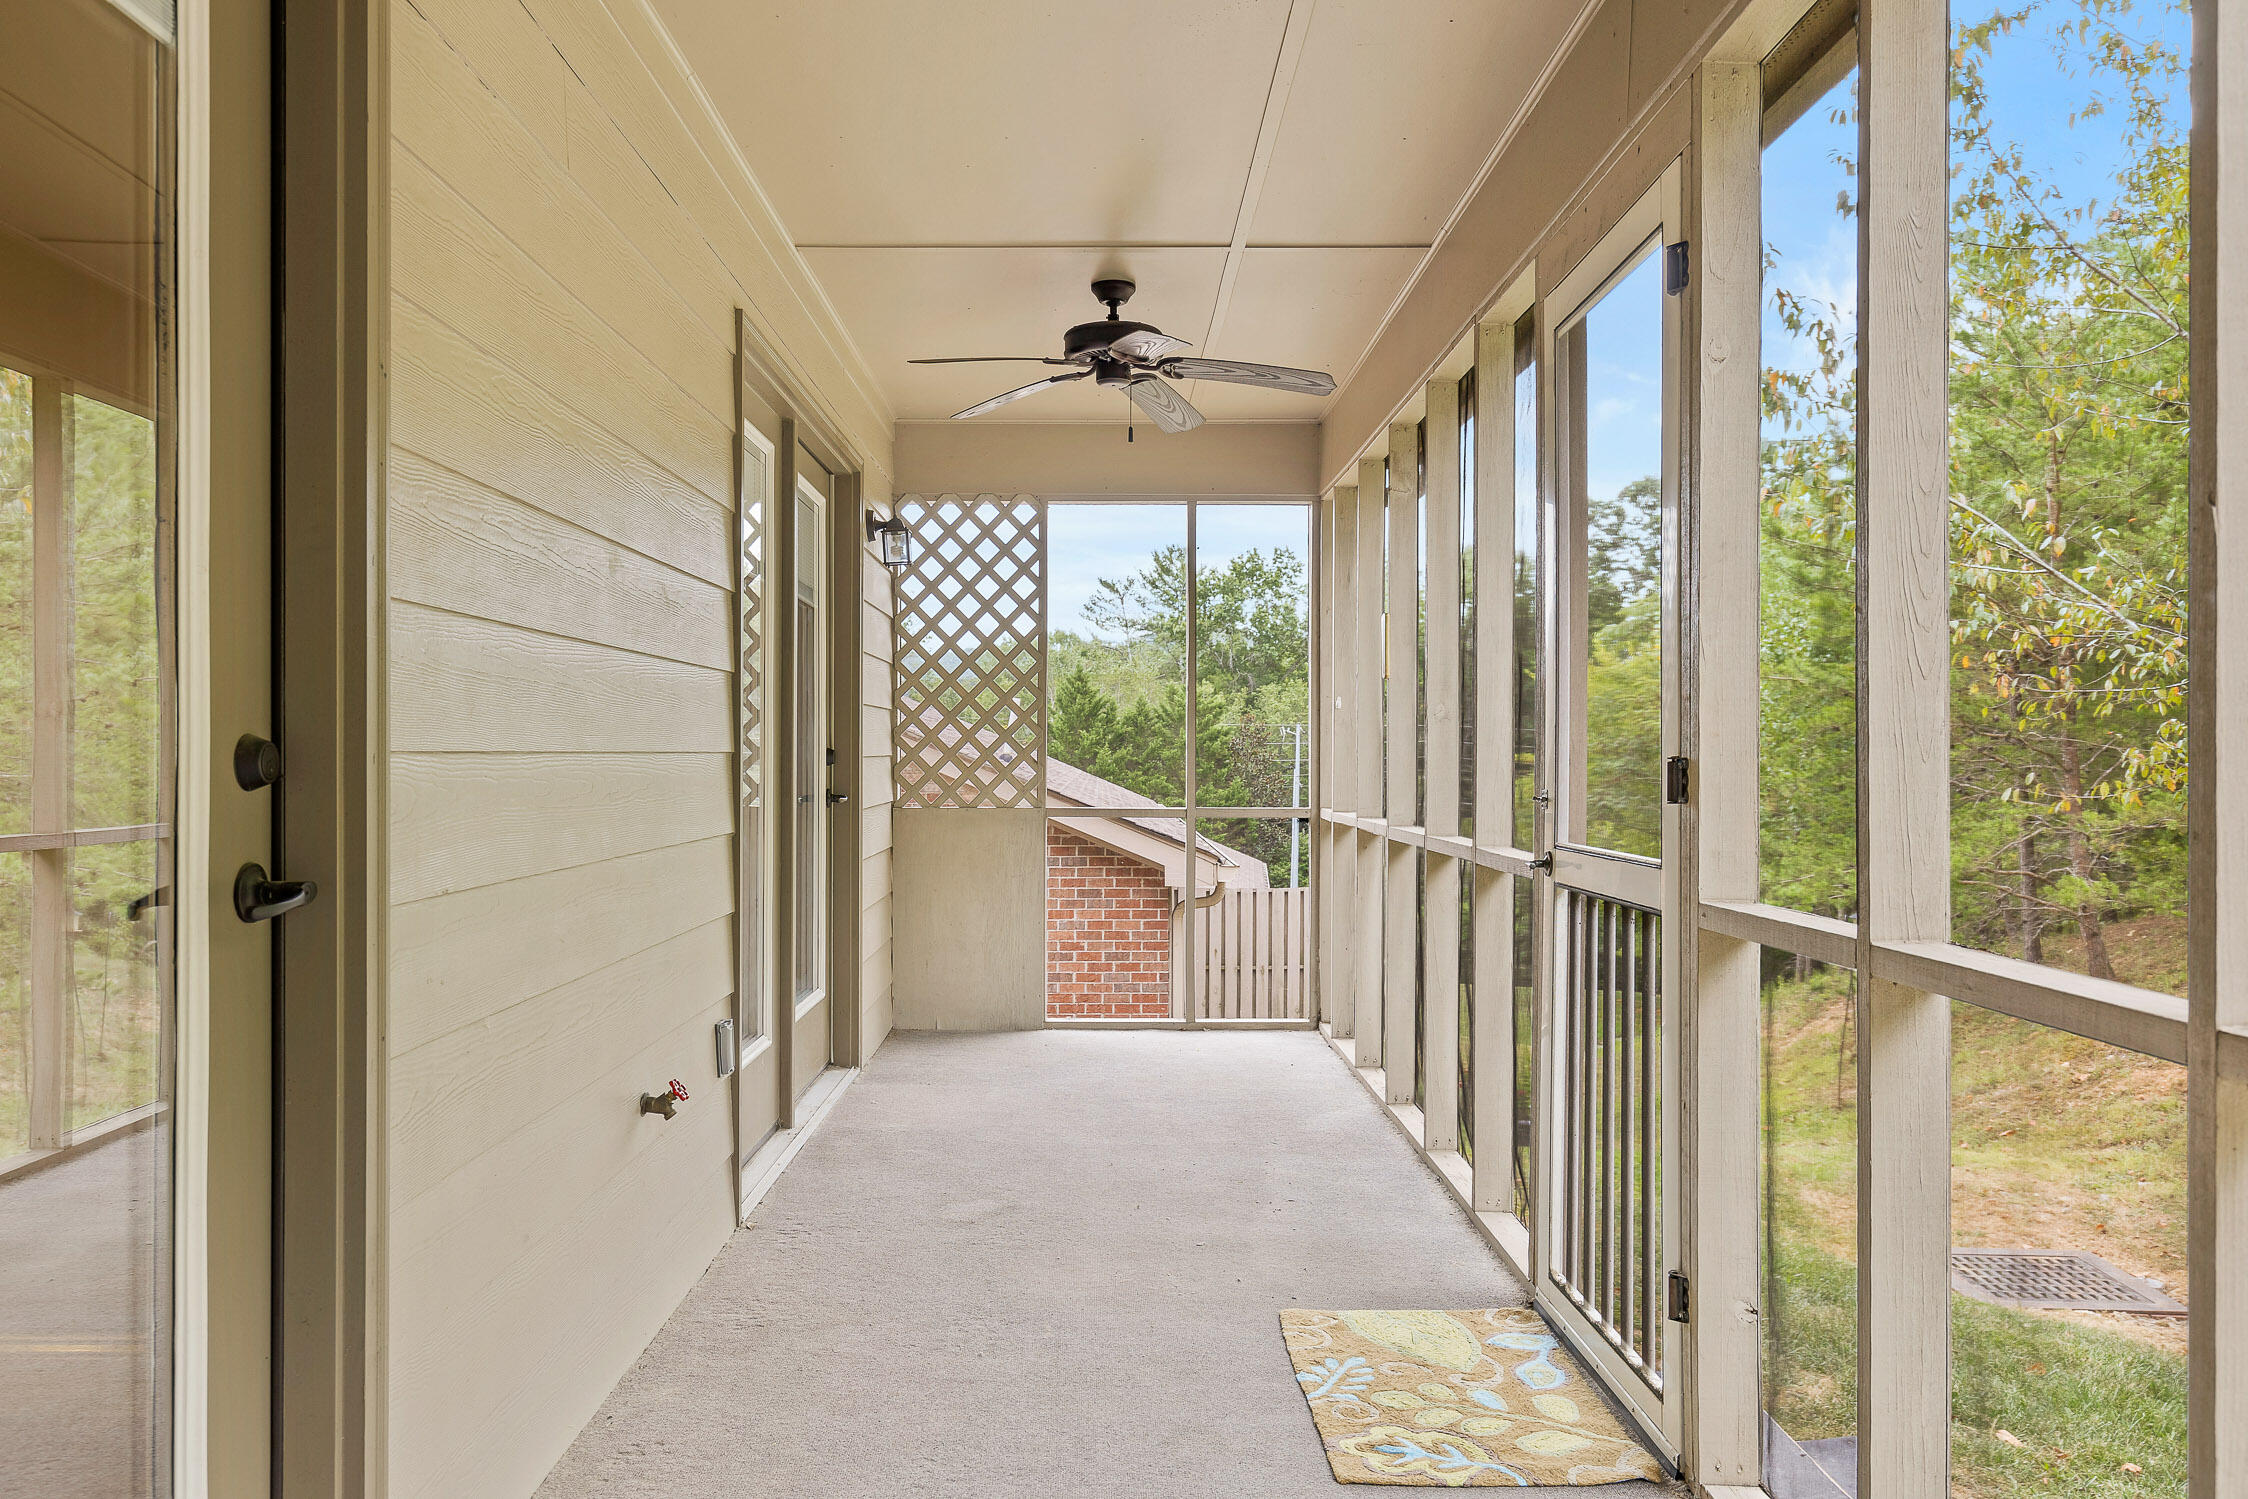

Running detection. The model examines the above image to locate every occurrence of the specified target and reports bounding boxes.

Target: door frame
[1531,161,1685,1461]
[732,313,863,1192]
[272,0,391,1486]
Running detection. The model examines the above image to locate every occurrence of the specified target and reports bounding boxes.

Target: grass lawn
[1762,959,2186,1496]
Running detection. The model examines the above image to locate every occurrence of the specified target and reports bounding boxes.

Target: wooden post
[1424,380,1462,1151]
[1472,303,1523,1216]
[1856,0,1954,1490]
[2187,0,2248,1489]
[1682,55,1766,1491]
[1384,423,1421,1103]
[1328,487,1357,1038]
[1355,455,1388,1066]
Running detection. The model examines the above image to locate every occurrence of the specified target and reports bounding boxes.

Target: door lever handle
[826,789,851,806]
[234,863,318,923]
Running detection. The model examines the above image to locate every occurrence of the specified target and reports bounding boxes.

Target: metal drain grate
[1951,1249,2186,1315]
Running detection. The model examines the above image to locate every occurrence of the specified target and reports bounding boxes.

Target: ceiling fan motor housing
[1065,319,1161,361]
[916,272,1330,429]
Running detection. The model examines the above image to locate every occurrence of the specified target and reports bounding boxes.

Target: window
[2,373,168,1150]
[1949,1005,2185,1493]
[1947,0,2189,994]
[0,5,176,1485]
[1760,52,1859,918]
[1942,1,2193,1487]
[1759,948,1859,1498]
[1559,251,1666,860]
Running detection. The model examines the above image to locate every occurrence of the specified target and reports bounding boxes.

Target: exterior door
[0,0,275,1487]
[731,380,847,1207]
[787,460,833,1105]
[1533,166,1684,1458]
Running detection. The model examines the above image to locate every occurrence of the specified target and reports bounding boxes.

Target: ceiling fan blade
[1160,356,1336,396]
[1107,328,1191,364]
[911,355,1068,364]
[950,370,1089,420]
[1124,376,1205,435]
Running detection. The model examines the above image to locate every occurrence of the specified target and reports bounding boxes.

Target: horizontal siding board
[859,846,891,913]
[860,599,891,645]
[860,893,891,962]
[393,0,734,427]
[391,147,728,504]
[861,651,892,712]
[442,1159,741,1499]
[439,1155,734,1499]
[390,750,731,903]
[389,449,730,670]
[392,1110,732,1498]
[388,915,733,1203]
[380,0,895,1486]
[510,0,889,450]
[391,0,571,163]
[861,550,895,605]
[388,996,722,1307]
[391,296,732,581]
[389,834,736,1056]
[390,602,730,754]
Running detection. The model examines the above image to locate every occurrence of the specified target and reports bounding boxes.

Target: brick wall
[1046,823,1174,1018]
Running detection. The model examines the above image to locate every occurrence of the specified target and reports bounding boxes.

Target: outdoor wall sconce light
[866,508,914,570]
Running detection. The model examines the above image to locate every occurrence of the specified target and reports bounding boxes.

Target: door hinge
[1667,1270,1691,1323]
[1664,755,1690,805]
[1664,241,1691,296]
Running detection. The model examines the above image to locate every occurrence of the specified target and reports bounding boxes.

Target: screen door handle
[234,863,318,923]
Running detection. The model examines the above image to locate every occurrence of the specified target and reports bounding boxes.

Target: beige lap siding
[383,0,893,1492]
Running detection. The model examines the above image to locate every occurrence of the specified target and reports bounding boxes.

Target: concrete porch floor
[534,1029,1677,1498]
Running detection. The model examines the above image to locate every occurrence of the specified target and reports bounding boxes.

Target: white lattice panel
[893,494,1046,808]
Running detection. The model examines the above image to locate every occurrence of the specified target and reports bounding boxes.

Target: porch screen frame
[898,493,1320,1029]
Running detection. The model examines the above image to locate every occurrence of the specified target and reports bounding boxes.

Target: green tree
[1761,0,2191,983]
[1048,664,1121,778]
[1945,0,2189,978]
[1049,539,1310,880]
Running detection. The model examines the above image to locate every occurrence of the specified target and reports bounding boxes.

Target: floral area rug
[1280,1309,1663,1487]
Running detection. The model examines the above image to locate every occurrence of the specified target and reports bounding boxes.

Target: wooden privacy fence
[1192,887,1310,1019]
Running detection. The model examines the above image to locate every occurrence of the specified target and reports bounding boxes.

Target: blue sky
[1579,249,1666,514]
[1046,502,1308,640]
[1759,0,2191,417]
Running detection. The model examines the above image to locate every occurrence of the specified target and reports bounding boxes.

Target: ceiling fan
[911,277,1337,434]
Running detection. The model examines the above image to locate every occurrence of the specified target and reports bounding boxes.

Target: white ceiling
[649,0,1585,423]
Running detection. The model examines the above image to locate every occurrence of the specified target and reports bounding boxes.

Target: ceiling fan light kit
[910,278,1338,436]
